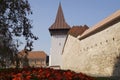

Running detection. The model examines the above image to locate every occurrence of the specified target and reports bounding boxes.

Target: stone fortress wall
[62,10,120,77]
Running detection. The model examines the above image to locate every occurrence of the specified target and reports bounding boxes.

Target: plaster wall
[62,22,120,77]
[49,34,67,66]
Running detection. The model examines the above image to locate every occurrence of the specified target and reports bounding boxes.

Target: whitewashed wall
[49,34,67,66]
[62,22,120,77]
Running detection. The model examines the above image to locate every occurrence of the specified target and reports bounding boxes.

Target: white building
[49,3,70,67]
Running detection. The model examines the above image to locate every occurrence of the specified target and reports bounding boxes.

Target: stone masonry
[62,10,120,77]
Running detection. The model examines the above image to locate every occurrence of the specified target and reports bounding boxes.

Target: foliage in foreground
[0,0,38,68]
[0,67,95,80]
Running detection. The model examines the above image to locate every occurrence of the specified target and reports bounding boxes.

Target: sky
[18,0,120,55]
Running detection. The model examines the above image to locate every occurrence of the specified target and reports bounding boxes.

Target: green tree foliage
[0,0,38,68]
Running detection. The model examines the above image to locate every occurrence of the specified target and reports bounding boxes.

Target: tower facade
[49,3,70,66]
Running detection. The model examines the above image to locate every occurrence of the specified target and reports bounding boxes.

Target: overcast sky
[18,0,120,55]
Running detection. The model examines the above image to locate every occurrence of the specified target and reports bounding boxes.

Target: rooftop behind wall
[68,25,89,37]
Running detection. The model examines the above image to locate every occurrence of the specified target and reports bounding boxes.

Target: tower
[49,3,70,66]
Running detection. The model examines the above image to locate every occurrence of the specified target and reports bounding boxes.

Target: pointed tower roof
[49,3,70,30]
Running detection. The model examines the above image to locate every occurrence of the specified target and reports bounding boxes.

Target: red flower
[0,67,95,80]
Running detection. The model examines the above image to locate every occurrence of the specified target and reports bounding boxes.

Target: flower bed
[0,67,95,80]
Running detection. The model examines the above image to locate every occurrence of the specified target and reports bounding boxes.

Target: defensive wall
[62,10,120,77]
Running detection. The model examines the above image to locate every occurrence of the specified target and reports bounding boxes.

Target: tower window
[59,43,61,46]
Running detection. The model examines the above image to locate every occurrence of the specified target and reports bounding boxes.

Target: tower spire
[55,2,65,23]
[49,3,70,30]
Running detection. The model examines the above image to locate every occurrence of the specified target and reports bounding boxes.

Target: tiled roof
[68,25,89,37]
[18,50,47,59]
[79,10,120,40]
[49,3,70,30]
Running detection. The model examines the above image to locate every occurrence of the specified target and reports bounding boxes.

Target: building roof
[18,50,47,59]
[49,3,70,30]
[68,25,89,37]
[79,10,120,40]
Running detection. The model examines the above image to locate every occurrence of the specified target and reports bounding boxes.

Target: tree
[0,0,38,68]
[0,34,17,68]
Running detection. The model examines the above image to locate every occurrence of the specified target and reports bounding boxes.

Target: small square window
[106,40,108,42]
[113,38,115,41]
[59,43,61,45]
